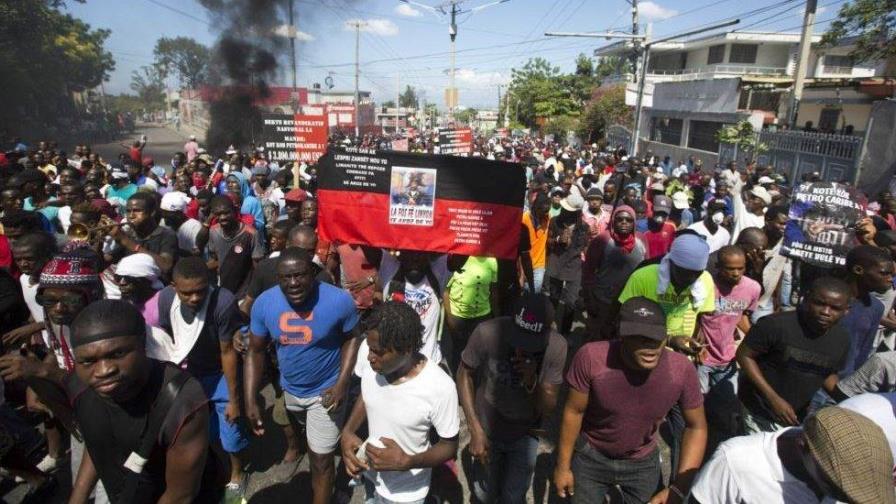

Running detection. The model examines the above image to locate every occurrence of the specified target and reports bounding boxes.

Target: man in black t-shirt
[2,300,217,503]
[110,192,178,276]
[737,276,851,433]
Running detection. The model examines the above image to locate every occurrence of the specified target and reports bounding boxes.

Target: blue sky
[66,0,843,108]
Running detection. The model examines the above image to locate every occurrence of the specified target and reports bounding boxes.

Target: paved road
[76,123,191,170]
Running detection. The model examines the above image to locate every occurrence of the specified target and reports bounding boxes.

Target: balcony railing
[601,64,789,85]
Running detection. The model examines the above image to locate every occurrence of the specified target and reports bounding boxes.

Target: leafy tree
[822,1,896,62]
[578,86,631,143]
[0,0,114,129]
[399,85,418,108]
[381,100,396,108]
[504,55,599,130]
[595,56,633,82]
[715,120,767,162]
[454,107,478,125]
[130,65,166,110]
[153,37,210,88]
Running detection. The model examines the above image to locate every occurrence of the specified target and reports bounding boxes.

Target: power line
[143,0,213,27]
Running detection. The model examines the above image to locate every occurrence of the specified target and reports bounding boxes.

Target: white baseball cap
[672,191,690,209]
[160,191,191,212]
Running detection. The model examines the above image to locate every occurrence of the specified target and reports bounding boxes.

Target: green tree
[715,120,767,162]
[381,100,396,109]
[822,1,896,62]
[130,65,166,110]
[153,36,210,88]
[399,85,418,108]
[0,0,114,129]
[504,55,599,130]
[505,58,579,129]
[578,86,631,143]
[594,56,633,82]
[454,107,478,125]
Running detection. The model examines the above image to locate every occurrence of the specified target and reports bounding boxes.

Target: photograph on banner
[781,181,867,267]
[317,148,525,259]
[389,167,436,225]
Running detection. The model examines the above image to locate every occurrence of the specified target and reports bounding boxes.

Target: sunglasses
[113,274,139,285]
[35,292,85,308]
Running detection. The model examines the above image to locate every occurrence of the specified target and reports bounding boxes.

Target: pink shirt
[699,276,761,366]
[141,290,162,329]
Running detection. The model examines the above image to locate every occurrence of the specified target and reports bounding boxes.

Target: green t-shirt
[447,256,497,319]
[618,264,716,337]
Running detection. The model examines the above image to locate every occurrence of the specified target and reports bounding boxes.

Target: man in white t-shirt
[690,406,894,504]
[342,301,460,504]
[159,191,202,256]
[5,232,57,346]
[688,199,731,253]
[379,251,449,365]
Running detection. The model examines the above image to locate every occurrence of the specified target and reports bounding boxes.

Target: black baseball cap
[653,195,672,214]
[510,293,554,352]
[618,297,666,341]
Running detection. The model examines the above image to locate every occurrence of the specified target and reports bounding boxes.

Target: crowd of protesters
[0,129,893,504]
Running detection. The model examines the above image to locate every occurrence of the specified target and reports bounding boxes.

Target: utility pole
[497,84,502,126]
[399,0,511,121]
[349,20,366,138]
[396,73,401,133]
[787,0,817,129]
[546,18,739,156]
[630,0,639,83]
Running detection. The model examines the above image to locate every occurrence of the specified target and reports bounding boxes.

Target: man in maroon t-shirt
[554,297,707,504]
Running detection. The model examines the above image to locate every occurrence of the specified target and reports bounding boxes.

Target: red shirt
[566,340,702,459]
[128,146,142,164]
[642,221,676,260]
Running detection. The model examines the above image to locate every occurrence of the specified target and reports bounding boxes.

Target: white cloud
[455,68,509,86]
[271,24,314,41]
[639,1,678,21]
[395,4,422,17]
[344,18,399,36]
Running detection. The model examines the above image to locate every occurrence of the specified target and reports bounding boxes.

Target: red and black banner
[438,127,473,156]
[317,148,525,259]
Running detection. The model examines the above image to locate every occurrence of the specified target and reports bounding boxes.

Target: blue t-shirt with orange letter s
[250,281,359,398]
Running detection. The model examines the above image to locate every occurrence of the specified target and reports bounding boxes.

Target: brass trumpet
[67,215,123,241]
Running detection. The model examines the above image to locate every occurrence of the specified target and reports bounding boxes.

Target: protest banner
[261,113,329,164]
[438,127,473,156]
[317,148,525,259]
[781,182,867,267]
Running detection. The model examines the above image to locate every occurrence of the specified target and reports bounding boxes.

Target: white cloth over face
[145,292,210,366]
[115,253,164,290]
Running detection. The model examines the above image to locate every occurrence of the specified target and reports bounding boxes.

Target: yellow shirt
[618,264,716,337]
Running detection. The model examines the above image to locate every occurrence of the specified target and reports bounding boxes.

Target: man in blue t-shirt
[246,247,360,504]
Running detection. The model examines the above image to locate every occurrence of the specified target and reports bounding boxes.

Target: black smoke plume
[199,0,287,154]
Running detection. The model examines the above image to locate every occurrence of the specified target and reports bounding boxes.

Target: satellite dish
[325,76,334,89]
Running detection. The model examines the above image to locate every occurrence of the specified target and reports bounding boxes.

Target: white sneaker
[35,455,61,473]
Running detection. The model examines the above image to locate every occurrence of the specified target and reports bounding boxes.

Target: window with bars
[651,117,683,146]
[707,44,725,65]
[729,44,758,64]
[688,120,725,153]
[823,54,853,74]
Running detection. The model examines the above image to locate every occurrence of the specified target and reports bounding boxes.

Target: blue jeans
[570,436,661,504]
[471,434,539,504]
[531,268,545,294]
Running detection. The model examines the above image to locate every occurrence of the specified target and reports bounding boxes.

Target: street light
[399,0,510,120]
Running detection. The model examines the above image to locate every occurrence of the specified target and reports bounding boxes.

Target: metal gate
[753,130,863,184]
